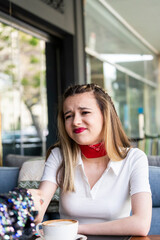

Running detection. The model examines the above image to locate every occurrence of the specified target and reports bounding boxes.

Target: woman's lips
[73,128,86,134]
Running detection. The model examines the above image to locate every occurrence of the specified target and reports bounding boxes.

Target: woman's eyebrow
[64,110,71,116]
[79,107,92,110]
[64,107,92,115]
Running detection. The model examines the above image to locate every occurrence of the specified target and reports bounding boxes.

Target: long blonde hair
[47,83,131,192]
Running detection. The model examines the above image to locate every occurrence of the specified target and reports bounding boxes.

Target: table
[29,235,160,240]
[86,236,160,240]
[132,237,160,240]
[86,236,130,240]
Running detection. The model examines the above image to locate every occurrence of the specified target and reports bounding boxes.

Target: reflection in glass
[84,0,159,139]
[86,54,157,139]
[84,0,158,82]
[87,55,104,87]
[0,22,47,163]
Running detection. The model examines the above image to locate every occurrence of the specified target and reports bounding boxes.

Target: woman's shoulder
[50,146,62,155]
[47,147,63,165]
[126,147,148,165]
[128,147,147,156]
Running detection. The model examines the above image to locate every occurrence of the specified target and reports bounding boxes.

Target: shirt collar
[108,160,123,175]
[77,152,83,166]
[77,151,124,176]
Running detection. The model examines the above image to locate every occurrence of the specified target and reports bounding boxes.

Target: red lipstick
[73,128,86,134]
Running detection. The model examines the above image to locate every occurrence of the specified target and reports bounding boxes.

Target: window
[84,0,159,138]
[0,22,47,162]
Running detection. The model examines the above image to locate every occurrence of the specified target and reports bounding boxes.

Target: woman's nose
[73,113,82,126]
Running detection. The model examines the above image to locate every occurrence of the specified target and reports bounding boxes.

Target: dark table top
[28,235,160,240]
[85,236,131,240]
[29,235,130,240]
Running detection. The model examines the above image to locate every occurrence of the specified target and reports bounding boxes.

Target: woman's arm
[29,180,58,224]
[78,192,152,236]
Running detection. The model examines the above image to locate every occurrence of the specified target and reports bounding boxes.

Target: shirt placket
[90,167,110,199]
[80,164,110,199]
[80,164,92,198]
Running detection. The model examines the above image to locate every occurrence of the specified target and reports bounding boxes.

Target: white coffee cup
[36,219,79,240]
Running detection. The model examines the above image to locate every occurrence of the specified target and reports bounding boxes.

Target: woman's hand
[29,181,58,224]
[28,188,45,223]
[29,189,43,211]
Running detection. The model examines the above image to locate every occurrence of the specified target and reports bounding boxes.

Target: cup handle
[75,234,84,240]
[36,223,44,239]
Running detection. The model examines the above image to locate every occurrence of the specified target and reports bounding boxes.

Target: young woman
[30,83,152,236]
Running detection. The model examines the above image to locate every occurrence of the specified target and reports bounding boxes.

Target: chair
[148,155,160,167]
[148,166,160,234]
[0,167,19,194]
[4,154,40,167]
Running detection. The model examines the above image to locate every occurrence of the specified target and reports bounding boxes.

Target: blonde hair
[47,83,131,192]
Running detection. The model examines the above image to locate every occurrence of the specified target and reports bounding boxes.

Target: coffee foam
[43,219,77,226]
[48,221,72,226]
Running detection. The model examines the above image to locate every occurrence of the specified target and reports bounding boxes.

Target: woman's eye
[65,115,71,120]
[82,111,90,115]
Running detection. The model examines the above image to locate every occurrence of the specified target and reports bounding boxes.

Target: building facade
[0,0,159,164]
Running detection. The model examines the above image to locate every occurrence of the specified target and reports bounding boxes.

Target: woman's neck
[78,141,107,159]
[81,154,110,166]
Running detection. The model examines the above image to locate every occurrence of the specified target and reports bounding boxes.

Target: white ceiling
[105,0,160,54]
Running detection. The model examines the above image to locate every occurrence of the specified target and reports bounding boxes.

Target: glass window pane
[127,77,144,138]
[144,86,157,136]
[86,54,158,139]
[0,22,47,163]
[85,0,159,139]
[84,0,158,83]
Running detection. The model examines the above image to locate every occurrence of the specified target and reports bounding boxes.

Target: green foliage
[21,78,29,86]
[4,69,12,75]
[3,65,15,77]
[20,33,29,42]
[21,74,41,88]
[2,23,7,27]
[7,64,15,69]
[2,35,10,41]
[32,96,39,104]
[33,73,40,88]
[41,49,45,54]
[30,55,39,64]
[29,37,39,46]
[42,71,46,86]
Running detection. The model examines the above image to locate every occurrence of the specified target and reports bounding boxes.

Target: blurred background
[0,0,160,165]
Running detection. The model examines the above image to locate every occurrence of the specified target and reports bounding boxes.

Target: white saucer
[36,234,87,240]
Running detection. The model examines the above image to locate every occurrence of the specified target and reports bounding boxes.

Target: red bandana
[79,142,107,158]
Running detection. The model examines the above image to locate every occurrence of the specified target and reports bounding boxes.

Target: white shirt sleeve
[41,147,62,185]
[129,148,151,196]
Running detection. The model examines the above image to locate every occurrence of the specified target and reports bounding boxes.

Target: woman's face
[63,92,104,145]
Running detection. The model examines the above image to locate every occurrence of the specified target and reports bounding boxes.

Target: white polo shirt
[41,147,151,224]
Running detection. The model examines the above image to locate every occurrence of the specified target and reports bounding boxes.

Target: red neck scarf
[79,142,107,158]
